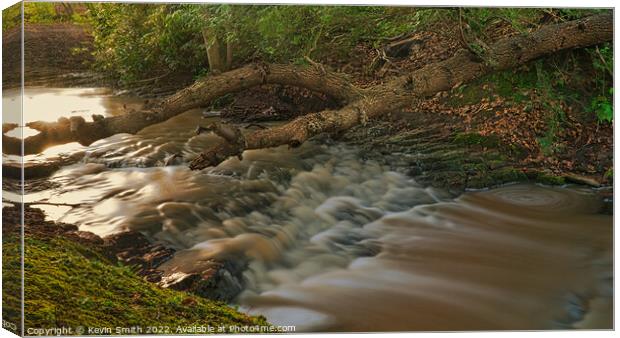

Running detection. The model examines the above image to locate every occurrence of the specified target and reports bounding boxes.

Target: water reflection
[5,87,144,125]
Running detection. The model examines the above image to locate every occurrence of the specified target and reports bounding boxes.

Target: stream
[2,87,613,331]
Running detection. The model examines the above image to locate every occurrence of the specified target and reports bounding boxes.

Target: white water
[2,87,613,331]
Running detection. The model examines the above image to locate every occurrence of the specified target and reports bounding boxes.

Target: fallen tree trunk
[189,13,613,169]
[3,13,612,170]
[3,63,362,155]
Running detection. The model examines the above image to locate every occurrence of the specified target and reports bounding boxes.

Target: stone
[158,259,248,302]
[66,230,104,245]
[102,231,152,251]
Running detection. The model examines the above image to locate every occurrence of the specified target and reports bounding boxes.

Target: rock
[66,230,104,245]
[139,268,165,283]
[162,153,182,166]
[158,259,248,302]
[123,253,147,267]
[102,231,176,271]
[10,206,181,293]
[159,272,202,291]
[142,246,176,268]
[58,223,79,232]
[103,231,152,251]
[202,110,222,118]
[564,173,601,187]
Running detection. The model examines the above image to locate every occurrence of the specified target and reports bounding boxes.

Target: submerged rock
[202,110,222,118]
[162,153,183,166]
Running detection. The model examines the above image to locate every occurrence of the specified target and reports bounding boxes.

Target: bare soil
[3,23,99,87]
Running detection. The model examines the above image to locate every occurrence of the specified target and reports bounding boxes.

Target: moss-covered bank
[340,107,610,193]
[2,207,268,335]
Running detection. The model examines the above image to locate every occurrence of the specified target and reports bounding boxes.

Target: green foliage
[3,3,89,31]
[2,228,22,334]
[252,6,427,62]
[604,167,613,180]
[453,132,499,148]
[535,172,566,185]
[461,9,613,129]
[590,90,613,123]
[23,3,57,24]
[456,7,543,33]
[2,2,21,32]
[535,62,569,155]
[476,36,612,153]
[15,3,611,108]
[3,233,268,330]
[458,8,604,35]
[88,4,209,84]
[86,5,442,84]
[586,43,613,124]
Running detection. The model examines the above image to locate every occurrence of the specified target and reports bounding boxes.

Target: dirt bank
[3,23,101,88]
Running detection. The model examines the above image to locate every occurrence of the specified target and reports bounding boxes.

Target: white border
[0,1,617,338]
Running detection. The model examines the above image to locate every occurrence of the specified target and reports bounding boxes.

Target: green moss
[463,163,488,172]
[486,159,506,170]
[2,229,22,335]
[452,132,499,148]
[447,83,489,106]
[490,167,527,183]
[535,172,566,185]
[3,234,269,333]
[465,166,527,189]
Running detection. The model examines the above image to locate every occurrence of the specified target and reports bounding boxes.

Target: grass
[2,231,22,335]
[3,232,269,334]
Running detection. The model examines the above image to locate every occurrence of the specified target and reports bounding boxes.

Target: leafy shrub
[88,4,209,84]
[85,4,441,84]
[587,43,613,123]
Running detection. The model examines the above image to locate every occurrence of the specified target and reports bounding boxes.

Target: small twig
[458,8,474,53]
[244,123,267,130]
[123,71,171,86]
[376,48,403,75]
[304,56,327,75]
[26,201,80,207]
[542,9,565,23]
[458,8,492,63]
[595,45,613,76]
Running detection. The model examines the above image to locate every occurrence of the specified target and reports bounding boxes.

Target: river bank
[3,21,613,189]
[2,19,613,333]
[2,206,270,335]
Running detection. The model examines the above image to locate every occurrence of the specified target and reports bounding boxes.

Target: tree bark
[225,40,234,70]
[189,12,613,169]
[3,13,612,170]
[202,28,224,73]
[3,63,361,155]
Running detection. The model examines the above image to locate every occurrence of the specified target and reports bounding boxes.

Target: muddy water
[3,88,613,331]
[2,87,146,170]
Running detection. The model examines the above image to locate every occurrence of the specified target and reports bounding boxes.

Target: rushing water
[2,88,613,331]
